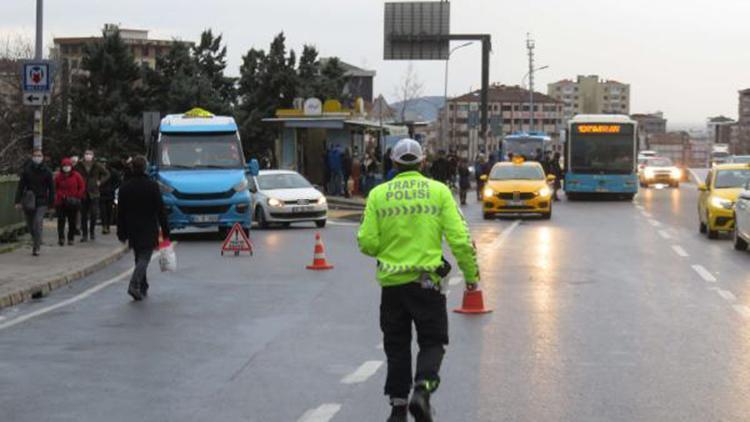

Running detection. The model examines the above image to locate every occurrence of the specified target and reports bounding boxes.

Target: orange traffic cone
[453,289,492,314]
[306,232,334,270]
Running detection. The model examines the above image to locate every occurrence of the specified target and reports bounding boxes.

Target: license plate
[292,206,314,213]
[508,200,524,207]
[193,214,219,223]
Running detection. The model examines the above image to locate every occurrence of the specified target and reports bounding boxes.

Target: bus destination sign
[576,124,623,134]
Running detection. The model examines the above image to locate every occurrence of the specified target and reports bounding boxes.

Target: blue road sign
[22,61,52,93]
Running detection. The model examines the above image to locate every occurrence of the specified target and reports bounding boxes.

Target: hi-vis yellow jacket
[357,171,480,287]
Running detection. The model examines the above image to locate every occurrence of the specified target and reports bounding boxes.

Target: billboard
[384,1,450,60]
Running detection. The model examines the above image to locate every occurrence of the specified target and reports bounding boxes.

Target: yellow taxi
[698,163,750,239]
[481,159,555,220]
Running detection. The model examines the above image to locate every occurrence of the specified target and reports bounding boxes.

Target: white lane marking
[297,404,342,422]
[478,220,522,259]
[642,211,653,218]
[672,245,689,257]
[328,220,359,227]
[448,276,462,286]
[341,360,384,384]
[692,265,717,283]
[718,290,737,302]
[635,205,644,210]
[0,316,6,322]
[648,219,662,227]
[733,305,750,320]
[0,251,163,332]
[658,230,672,239]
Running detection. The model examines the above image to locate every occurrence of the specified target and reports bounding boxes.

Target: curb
[0,244,129,310]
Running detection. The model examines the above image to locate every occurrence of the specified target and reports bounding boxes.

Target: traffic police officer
[358,138,480,422]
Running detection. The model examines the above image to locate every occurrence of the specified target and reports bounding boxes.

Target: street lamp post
[521,65,550,133]
[442,42,473,152]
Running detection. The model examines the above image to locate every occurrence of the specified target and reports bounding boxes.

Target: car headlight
[538,186,551,197]
[644,168,655,178]
[317,196,327,205]
[671,168,682,179]
[483,187,494,198]
[233,178,249,192]
[710,196,733,210]
[268,198,283,208]
[157,180,174,194]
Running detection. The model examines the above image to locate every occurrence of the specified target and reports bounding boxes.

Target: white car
[734,181,750,251]
[249,170,328,228]
[639,157,682,188]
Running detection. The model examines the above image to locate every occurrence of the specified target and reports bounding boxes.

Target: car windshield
[715,169,750,189]
[732,156,750,164]
[570,128,635,175]
[503,138,545,159]
[258,173,312,190]
[160,133,244,169]
[490,165,545,181]
[647,158,673,167]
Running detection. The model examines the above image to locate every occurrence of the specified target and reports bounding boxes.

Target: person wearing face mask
[54,158,85,246]
[14,148,55,256]
[74,149,110,242]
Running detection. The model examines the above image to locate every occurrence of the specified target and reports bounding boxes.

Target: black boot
[386,405,407,422]
[409,387,433,422]
[127,284,143,301]
[59,238,65,246]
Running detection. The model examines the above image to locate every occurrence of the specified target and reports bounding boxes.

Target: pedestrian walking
[75,149,110,242]
[116,156,170,301]
[14,148,54,256]
[549,151,563,201]
[53,158,85,246]
[358,138,480,422]
[458,158,471,205]
[100,160,121,235]
[474,154,488,201]
[429,150,449,185]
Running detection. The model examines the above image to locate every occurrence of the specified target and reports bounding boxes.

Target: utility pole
[527,33,535,133]
[33,0,44,150]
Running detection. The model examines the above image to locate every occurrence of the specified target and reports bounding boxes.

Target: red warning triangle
[221,223,254,256]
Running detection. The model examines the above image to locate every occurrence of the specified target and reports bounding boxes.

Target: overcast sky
[4,0,749,128]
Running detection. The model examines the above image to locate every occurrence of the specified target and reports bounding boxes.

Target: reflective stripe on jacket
[357,171,480,287]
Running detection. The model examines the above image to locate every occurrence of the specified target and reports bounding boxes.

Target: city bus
[565,115,639,200]
[502,132,552,161]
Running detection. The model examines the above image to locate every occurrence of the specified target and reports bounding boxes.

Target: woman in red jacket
[54,158,85,246]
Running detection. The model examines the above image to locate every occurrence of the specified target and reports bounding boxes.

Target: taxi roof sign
[183,108,214,118]
[512,156,525,165]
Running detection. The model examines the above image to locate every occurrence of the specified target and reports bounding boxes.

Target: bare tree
[0,34,35,174]
[393,63,424,122]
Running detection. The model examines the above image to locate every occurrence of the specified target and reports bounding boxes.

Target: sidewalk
[0,220,128,309]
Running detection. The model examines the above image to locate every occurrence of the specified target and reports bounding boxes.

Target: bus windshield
[504,138,545,159]
[160,132,244,169]
[570,127,635,174]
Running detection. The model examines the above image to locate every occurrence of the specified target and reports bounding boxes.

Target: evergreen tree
[68,28,143,157]
[193,30,235,107]
[297,45,319,98]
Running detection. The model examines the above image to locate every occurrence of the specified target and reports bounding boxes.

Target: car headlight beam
[483,187,494,198]
[671,168,682,179]
[538,186,551,197]
[317,196,327,205]
[268,198,283,208]
[710,196,733,210]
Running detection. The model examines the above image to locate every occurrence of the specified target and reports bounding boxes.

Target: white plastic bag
[159,241,177,272]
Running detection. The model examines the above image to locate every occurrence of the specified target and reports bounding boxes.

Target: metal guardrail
[0,175,25,241]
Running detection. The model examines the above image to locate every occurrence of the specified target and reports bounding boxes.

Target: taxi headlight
[157,180,174,194]
[317,196,327,205]
[268,198,283,208]
[483,187,494,198]
[671,168,682,179]
[538,186,551,197]
[233,178,249,192]
[710,196,733,210]
[644,168,655,179]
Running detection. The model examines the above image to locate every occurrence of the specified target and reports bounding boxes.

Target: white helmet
[391,138,424,165]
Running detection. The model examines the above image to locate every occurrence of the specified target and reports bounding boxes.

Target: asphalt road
[2,182,750,422]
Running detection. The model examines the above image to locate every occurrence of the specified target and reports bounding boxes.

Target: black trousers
[129,248,153,292]
[56,204,78,241]
[380,282,448,400]
[100,198,115,231]
[80,197,99,238]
